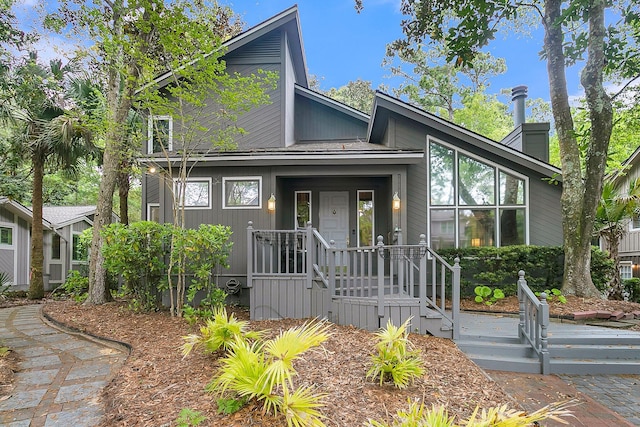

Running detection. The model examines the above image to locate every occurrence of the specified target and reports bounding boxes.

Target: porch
[246,222,461,339]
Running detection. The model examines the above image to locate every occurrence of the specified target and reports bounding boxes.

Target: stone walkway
[0,304,128,427]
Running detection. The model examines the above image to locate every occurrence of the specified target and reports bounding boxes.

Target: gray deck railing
[247,222,460,339]
[517,270,550,374]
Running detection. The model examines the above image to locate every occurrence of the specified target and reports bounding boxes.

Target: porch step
[456,335,640,375]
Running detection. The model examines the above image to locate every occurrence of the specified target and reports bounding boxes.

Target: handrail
[517,270,550,374]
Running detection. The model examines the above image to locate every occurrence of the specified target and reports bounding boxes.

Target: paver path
[0,304,127,427]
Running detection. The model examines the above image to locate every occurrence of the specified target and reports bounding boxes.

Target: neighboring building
[608,147,640,279]
[0,199,110,291]
[140,7,563,306]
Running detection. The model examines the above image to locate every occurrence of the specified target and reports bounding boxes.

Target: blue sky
[14,0,586,105]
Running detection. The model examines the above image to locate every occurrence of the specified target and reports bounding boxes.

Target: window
[631,213,640,230]
[52,234,61,260]
[174,178,212,209]
[620,261,633,280]
[428,139,528,248]
[0,226,12,246]
[223,177,262,209]
[295,191,311,228]
[358,190,374,247]
[72,234,87,261]
[147,203,160,222]
[147,115,173,154]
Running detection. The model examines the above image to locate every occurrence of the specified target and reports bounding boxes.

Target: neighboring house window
[147,115,173,154]
[223,177,262,209]
[0,226,12,246]
[428,139,527,249]
[51,234,61,260]
[174,178,212,209]
[147,203,160,222]
[631,213,640,230]
[620,261,633,280]
[295,191,311,228]
[358,190,374,247]
[72,234,87,261]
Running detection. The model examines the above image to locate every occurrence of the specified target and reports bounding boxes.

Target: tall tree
[595,178,640,300]
[2,54,97,299]
[356,0,640,297]
[324,78,376,113]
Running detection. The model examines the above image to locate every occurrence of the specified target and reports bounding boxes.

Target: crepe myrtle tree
[356,0,640,297]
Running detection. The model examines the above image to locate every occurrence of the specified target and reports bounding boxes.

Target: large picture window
[223,177,262,209]
[147,115,173,154]
[174,178,212,209]
[428,139,528,248]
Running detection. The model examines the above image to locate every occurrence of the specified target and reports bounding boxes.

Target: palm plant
[1,53,99,299]
[595,177,640,300]
[367,317,425,389]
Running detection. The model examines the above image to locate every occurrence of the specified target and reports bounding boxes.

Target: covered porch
[246,222,461,339]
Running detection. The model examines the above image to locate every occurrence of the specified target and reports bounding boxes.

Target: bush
[437,246,614,297]
[62,270,89,302]
[624,278,640,303]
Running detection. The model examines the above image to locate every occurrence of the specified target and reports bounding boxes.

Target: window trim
[173,177,212,210]
[0,224,14,247]
[427,136,530,248]
[147,115,173,154]
[295,191,312,229]
[147,203,160,222]
[71,232,87,263]
[630,213,640,231]
[222,176,263,210]
[620,260,634,280]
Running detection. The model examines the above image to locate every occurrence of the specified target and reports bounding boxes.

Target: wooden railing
[517,270,550,374]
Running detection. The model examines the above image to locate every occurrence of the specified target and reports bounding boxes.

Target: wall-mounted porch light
[392,192,401,211]
[267,193,276,212]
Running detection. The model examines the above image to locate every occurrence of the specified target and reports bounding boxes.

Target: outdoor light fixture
[392,192,401,211]
[267,193,276,212]
[148,166,157,174]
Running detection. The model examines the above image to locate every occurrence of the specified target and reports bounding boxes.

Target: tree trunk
[28,152,45,299]
[118,165,129,226]
[543,0,605,298]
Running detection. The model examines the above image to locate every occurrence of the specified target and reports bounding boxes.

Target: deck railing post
[539,292,550,374]
[377,235,385,319]
[419,234,427,317]
[452,257,461,340]
[517,270,526,344]
[328,240,336,316]
[246,222,254,288]
[306,222,313,289]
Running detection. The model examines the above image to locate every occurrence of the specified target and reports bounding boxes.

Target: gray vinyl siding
[284,32,296,146]
[0,249,12,283]
[618,162,640,256]
[72,221,90,233]
[16,218,29,286]
[294,95,369,142]
[0,207,12,222]
[527,176,563,246]
[146,175,160,204]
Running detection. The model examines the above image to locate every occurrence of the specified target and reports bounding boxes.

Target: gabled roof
[294,84,369,122]
[42,206,96,228]
[147,6,308,91]
[368,92,562,178]
[608,145,640,186]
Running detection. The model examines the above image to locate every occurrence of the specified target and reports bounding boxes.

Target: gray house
[0,199,99,291]
[140,6,563,334]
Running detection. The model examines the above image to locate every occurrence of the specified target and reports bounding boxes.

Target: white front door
[319,191,349,248]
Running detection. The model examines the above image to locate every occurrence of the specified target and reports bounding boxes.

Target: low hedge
[436,245,615,298]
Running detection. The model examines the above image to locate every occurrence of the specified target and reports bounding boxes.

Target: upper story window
[428,139,528,249]
[148,115,173,154]
[174,178,212,209]
[223,177,262,209]
[0,226,12,246]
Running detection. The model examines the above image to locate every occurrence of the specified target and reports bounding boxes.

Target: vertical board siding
[0,248,13,282]
[72,221,90,233]
[16,218,29,285]
[294,95,368,142]
[250,277,309,320]
[0,208,12,222]
[528,176,563,246]
[146,176,160,204]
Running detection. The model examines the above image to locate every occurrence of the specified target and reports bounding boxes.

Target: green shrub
[62,270,89,302]
[474,286,505,305]
[624,278,640,303]
[367,318,425,389]
[438,245,614,297]
[175,408,206,427]
[535,288,567,304]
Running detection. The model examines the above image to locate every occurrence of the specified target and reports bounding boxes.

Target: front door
[319,191,349,248]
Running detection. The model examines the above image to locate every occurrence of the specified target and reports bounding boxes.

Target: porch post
[328,239,336,321]
[419,234,427,317]
[452,257,461,340]
[305,222,313,289]
[246,222,253,288]
[517,270,526,343]
[377,235,385,319]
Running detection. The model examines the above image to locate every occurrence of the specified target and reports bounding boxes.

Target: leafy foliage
[61,270,89,303]
[208,319,331,427]
[437,246,614,297]
[367,399,575,426]
[474,286,505,305]
[535,288,567,304]
[367,318,425,389]
[181,306,261,357]
[216,397,247,415]
[175,408,206,427]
